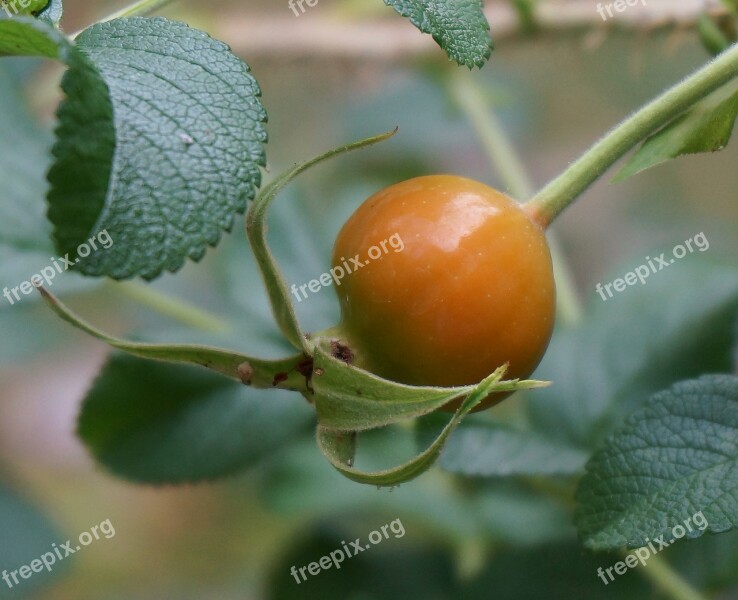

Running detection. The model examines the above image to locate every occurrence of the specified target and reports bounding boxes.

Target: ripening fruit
[331,175,555,410]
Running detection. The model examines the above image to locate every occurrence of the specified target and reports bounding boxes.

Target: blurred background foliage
[1,1,737,598]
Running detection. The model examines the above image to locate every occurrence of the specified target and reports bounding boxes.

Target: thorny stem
[525,42,738,227]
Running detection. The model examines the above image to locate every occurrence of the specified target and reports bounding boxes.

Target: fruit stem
[446,68,584,325]
[524,42,738,228]
[447,70,533,199]
[112,280,230,333]
[637,553,710,600]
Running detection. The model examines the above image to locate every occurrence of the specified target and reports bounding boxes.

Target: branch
[215,0,726,62]
[525,39,738,225]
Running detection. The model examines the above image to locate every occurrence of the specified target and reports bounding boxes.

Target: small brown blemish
[237,362,254,385]
[314,368,325,377]
[273,372,288,386]
[331,340,354,364]
[295,356,314,378]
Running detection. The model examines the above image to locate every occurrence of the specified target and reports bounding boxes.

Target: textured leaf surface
[49,17,267,280]
[576,375,738,550]
[78,355,313,484]
[384,0,492,68]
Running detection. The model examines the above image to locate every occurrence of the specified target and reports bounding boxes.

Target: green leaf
[0,62,101,309]
[218,187,340,338]
[438,420,589,477]
[576,375,738,551]
[317,367,512,486]
[313,344,468,431]
[0,80,89,367]
[262,435,480,536]
[0,20,119,289]
[528,263,738,448]
[246,129,397,351]
[49,17,268,280]
[263,437,573,544]
[384,0,492,68]
[39,286,309,391]
[0,15,69,57]
[698,13,734,57]
[615,79,738,182]
[313,341,548,432]
[78,354,314,484]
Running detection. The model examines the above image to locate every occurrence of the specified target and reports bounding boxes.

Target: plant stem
[446,68,584,325]
[112,281,230,333]
[637,554,710,600]
[96,0,177,20]
[525,42,738,227]
[448,71,533,199]
[70,0,178,38]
